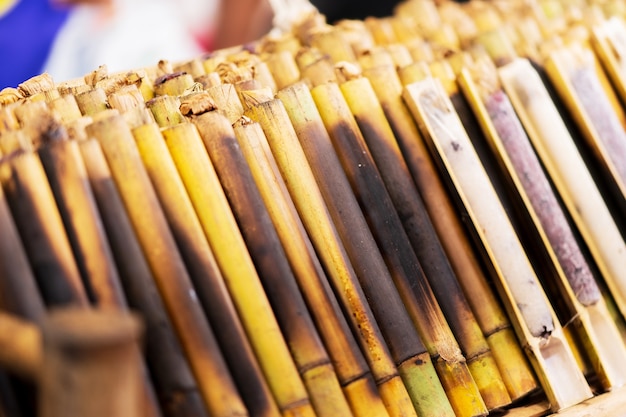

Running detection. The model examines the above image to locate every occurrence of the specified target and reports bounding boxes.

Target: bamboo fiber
[85,112,247,417]
[77,138,208,417]
[250,86,417,417]
[160,121,314,417]
[232,117,390,417]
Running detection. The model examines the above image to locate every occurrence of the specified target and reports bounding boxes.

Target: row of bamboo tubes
[2,0,626,416]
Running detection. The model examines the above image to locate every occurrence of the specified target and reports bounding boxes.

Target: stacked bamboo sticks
[2,0,626,416]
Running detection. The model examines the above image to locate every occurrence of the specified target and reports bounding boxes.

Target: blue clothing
[0,0,69,88]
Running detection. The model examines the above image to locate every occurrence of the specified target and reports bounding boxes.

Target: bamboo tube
[131,121,280,417]
[232,117,390,417]
[248,84,453,417]
[545,45,626,213]
[0,106,19,135]
[0,129,30,155]
[403,77,593,412]
[459,58,626,391]
[38,308,145,417]
[75,88,108,116]
[362,61,538,401]
[85,112,247,417]
[160,121,314,417]
[308,26,358,64]
[311,80,486,417]
[0,150,87,307]
[77,138,208,417]
[146,95,185,127]
[255,85,417,417]
[0,184,45,322]
[339,70,511,411]
[48,94,82,124]
[499,57,626,332]
[263,50,301,91]
[204,84,245,124]
[591,16,626,107]
[192,110,350,417]
[153,72,196,97]
[297,48,338,88]
[38,135,126,308]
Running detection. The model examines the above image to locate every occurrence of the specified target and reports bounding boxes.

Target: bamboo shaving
[179,91,218,116]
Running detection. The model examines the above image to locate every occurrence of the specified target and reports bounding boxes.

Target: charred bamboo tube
[339,70,511,411]
[77,138,208,417]
[0,150,87,307]
[460,57,626,391]
[403,76,593,412]
[312,80,486,417]
[232,117,390,417]
[0,183,45,322]
[37,133,126,308]
[253,85,417,417]
[131,121,280,417]
[0,313,41,379]
[499,57,626,333]
[254,83,454,417]
[85,112,247,417]
[362,61,538,401]
[192,109,351,417]
[38,308,144,417]
[160,121,314,417]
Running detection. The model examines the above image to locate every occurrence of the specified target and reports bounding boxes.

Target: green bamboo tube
[192,110,351,417]
[146,95,185,127]
[0,150,87,307]
[77,138,208,417]
[160,121,315,417]
[232,118,390,417]
[253,85,452,417]
[85,111,247,417]
[371,62,538,401]
[247,87,417,417]
[38,137,126,308]
[311,81,487,417]
[339,74,511,410]
[131,122,281,417]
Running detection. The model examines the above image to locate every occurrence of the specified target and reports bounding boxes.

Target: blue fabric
[0,0,70,88]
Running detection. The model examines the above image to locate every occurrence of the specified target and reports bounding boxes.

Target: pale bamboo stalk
[460,59,626,391]
[77,138,208,417]
[339,71,511,411]
[132,121,281,417]
[362,62,538,401]
[75,88,108,116]
[311,80,485,417]
[204,84,245,124]
[192,110,351,417]
[254,85,418,417]
[153,72,196,97]
[160,122,315,417]
[48,94,82,124]
[263,50,301,91]
[0,150,88,307]
[404,76,593,412]
[85,111,247,417]
[233,118,390,417]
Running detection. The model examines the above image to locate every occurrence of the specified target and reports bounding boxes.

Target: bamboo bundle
[5,1,626,416]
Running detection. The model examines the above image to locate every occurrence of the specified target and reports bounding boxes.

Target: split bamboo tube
[403,77,593,412]
[250,85,417,417]
[338,69,511,411]
[192,109,351,417]
[246,78,450,417]
[459,56,626,391]
[85,112,247,417]
[0,150,88,307]
[311,80,485,417]
[232,117,390,417]
[131,121,280,417]
[498,58,626,336]
[77,137,208,417]
[160,121,315,417]
[361,59,538,402]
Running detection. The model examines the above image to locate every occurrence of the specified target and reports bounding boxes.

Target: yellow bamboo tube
[0,150,88,307]
[77,138,208,417]
[192,110,351,417]
[146,95,185,127]
[311,80,485,417]
[233,117,390,417]
[0,312,41,379]
[362,62,537,401]
[264,50,302,91]
[204,84,245,124]
[266,84,418,417]
[48,94,82,124]
[160,121,314,417]
[85,111,247,417]
[132,121,281,417]
[75,88,108,116]
[153,72,196,97]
